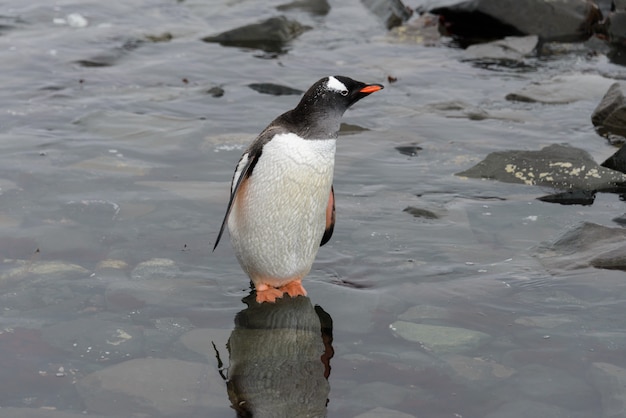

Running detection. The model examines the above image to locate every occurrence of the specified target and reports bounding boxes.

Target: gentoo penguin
[214,76,383,303]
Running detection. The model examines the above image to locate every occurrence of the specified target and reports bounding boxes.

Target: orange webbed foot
[279,280,307,298]
[255,283,284,303]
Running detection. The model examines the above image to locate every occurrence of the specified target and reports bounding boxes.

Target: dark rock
[74,38,144,67]
[276,0,331,15]
[144,32,173,43]
[395,143,422,156]
[591,83,626,139]
[456,143,626,191]
[361,0,413,30]
[207,86,224,97]
[403,206,439,219]
[537,189,596,205]
[338,122,369,135]
[612,213,626,225]
[606,10,626,46]
[534,222,626,271]
[248,83,304,96]
[601,144,626,174]
[431,0,601,44]
[202,16,311,54]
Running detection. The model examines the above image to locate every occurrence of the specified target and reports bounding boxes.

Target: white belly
[228,134,336,283]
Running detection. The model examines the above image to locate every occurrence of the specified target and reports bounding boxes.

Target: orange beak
[359,84,384,94]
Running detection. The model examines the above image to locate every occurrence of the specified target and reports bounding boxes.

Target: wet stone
[394,143,422,156]
[403,206,439,219]
[202,16,311,54]
[131,258,180,280]
[601,142,626,174]
[62,199,120,226]
[456,144,626,191]
[589,362,626,418]
[390,321,490,353]
[494,364,596,411]
[1,260,89,283]
[464,35,538,61]
[276,0,331,16]
[442,354,515,380]
[41,317,144,363]
[591,83,626,139]
[534,222,626,271]
[76,358,226,417]
[536,189,596,206]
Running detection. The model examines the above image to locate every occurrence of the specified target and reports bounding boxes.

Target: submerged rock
[592,82,626,140]
[456,144,626,191]
[361,0,413,29]
[431,0,601,44]
[202,16,311,54]
[506,74,617,104]
[390,321,490,353]
[534,222,626,271]
[248,82,303,96]
[403,206,439,219]
[589,362,626,418]
[76,358,221,416]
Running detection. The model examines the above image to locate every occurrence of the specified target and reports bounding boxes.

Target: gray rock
[361,0,413,29]
[464,35,538,60]
[592,82,626,139]
[589,362,626,418]
[607,10,626,47]
[534,222,626,271]
[456,144,626,191]
[431,0,601,42]
[276,0,331,15]
[202,16,311,54]
[390,321,491,353]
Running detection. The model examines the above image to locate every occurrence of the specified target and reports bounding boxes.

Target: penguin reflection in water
[214,75,383,303]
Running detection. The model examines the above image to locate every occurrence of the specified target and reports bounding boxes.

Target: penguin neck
[281,105,344,140]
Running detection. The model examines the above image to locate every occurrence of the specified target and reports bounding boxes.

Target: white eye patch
[326,76,348,94]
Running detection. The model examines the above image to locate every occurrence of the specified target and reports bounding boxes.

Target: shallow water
[1,0,626,417]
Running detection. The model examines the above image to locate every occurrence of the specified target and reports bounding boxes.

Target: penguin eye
[340,90,348,96]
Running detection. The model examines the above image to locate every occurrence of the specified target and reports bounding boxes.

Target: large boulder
[591,83,626,140]
[430,0,602,44]
[456,143,626,191]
